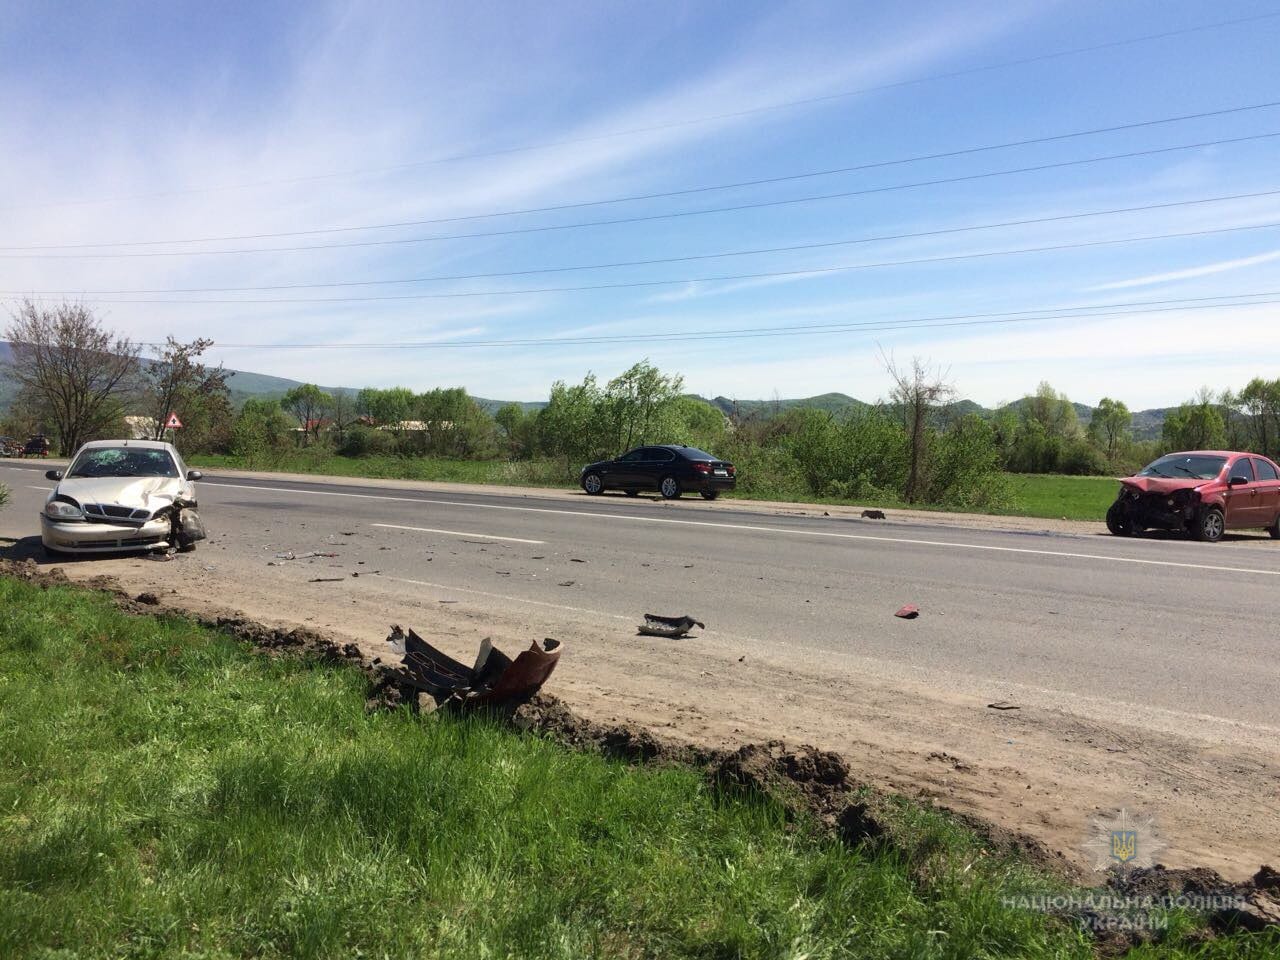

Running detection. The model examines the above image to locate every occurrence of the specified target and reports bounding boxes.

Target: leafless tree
[4,300,140,455]
[883,351,954,503]
[145,337,229,441]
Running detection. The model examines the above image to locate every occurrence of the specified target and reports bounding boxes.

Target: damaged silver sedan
[40,440,207,557]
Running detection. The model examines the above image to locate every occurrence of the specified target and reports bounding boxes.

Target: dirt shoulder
[190,464,1104,537]
[6,536,1275,884]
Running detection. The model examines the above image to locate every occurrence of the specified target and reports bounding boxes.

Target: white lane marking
[371,522,544,545]
[206,480,1280,577]
[384,576,631,620]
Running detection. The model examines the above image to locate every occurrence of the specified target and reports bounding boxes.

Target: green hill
[705,392,869,418]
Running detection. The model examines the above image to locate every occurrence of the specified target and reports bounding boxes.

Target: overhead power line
[133,293,1280,349]
[10,9,1279,211]
[14,221,1280,304]
[4,188,1276,270]
[8,104,1280,253]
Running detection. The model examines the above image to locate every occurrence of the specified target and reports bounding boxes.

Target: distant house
[370,420,447,433]
[124,415,160,440]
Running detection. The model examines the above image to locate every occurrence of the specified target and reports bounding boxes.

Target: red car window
[1253,458,1279,482]
[1230,458,1255,482]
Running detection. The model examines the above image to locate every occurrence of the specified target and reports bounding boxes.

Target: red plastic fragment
[894,605,920,619]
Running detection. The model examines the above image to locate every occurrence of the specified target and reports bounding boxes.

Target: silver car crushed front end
[40,513,174,553]
[40,439,207,556]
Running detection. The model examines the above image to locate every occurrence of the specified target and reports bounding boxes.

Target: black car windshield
[68,447,179,479]
[678,447,719,461]
[1138,454,1225,480]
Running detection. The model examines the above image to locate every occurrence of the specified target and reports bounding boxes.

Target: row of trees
[231,361,726,470]
[1159,381,1280,461]
[5,301,1279,510]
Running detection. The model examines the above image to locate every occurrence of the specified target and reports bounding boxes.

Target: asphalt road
[3,460,1278,733]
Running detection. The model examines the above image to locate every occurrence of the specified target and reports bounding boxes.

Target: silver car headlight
[44,499,83,521]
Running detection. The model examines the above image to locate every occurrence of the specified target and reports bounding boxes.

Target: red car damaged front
[1105,450,1280,542]
[1105,451,1231,541]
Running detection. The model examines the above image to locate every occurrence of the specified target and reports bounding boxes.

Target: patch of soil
[1108,865,1280,933]
[507,693,887,843]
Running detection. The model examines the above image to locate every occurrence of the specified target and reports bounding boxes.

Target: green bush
[927,415,1014,510]
[338,425,398,458]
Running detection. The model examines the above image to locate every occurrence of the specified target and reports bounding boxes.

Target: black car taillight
[692,462,711,474]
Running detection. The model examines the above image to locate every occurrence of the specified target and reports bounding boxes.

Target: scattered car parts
[387,625,562,708]
[638,613,705,638]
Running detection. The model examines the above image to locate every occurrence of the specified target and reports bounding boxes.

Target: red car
[1106,450,1280,542]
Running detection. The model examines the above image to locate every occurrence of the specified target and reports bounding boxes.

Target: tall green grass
[1,578,1272,957]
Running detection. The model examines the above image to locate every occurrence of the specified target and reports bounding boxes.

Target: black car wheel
[700,490,719,501]
[1267,516,1279,539]
[1105,502,1132,536]
[659,476,682,499]
[1194,506,1225,542]
[582,472,604,495]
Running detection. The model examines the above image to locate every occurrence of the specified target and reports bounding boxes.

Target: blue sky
[1,0,1278,409]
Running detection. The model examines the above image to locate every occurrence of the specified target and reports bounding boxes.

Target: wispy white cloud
[1085,248,1280,291]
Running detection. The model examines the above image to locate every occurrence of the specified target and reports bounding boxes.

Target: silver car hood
[51,476,188,512]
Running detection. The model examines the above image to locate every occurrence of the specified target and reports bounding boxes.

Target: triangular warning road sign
[165,413,183,430]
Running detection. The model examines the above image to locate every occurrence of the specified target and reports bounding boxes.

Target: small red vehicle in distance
[1106,450,1280,542]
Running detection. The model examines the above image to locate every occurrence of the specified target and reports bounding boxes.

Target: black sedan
[580,445,736,500]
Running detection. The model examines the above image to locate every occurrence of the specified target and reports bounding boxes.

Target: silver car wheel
[1204,511,1224,541]
[583,473,603,495]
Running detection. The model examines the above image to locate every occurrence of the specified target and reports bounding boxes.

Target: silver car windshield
[68,448,179,479]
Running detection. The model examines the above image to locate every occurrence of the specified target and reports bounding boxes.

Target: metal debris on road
[387,625,563,709]
[987,700,1021,710]
[558,580,575,587]
[893,604,919,619]
[274,551,339,561]
[308,577,344,583]
[638,613,706,638]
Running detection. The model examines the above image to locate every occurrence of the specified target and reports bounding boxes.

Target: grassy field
[191,451,563,487]
[192,452,1118,521]
[5,576,1270,957]
[1002,474,1117,521]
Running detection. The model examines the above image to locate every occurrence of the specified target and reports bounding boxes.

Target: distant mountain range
[701,392,1171,440]
[0,342,1172,439]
